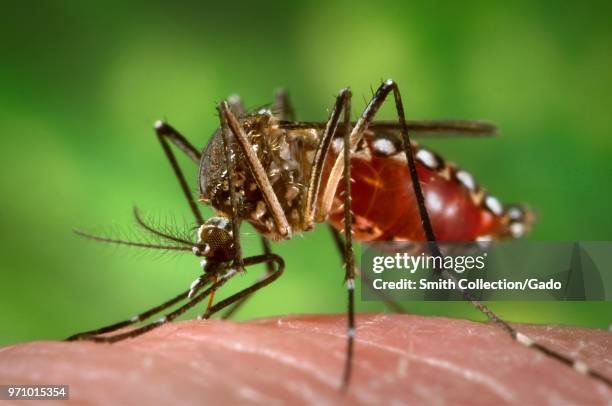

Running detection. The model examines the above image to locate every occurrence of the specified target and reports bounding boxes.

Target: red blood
[328,142,504,242]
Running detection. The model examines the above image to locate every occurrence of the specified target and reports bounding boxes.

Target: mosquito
[68,80,612,389]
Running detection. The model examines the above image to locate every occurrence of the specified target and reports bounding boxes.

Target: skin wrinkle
[134,353,217,392]
[320,335,516,402]
[149,351,245,401]
[168,344,277,395]
[121,343,219,386]
[174,326,384,404]
[88,340,219,394]
[174,329,346,394]
[284,381,336,406]
[237,385,280,404]
[5,341,229,404]
[279,321,518,403]
[274,316,609,400]
[284,315,612,394]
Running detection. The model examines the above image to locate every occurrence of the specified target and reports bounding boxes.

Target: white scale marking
[516,332,534,347]
[574,360,589,374]
[507,206,524,220]
[455,170,476,191]
[190,278,201,290]
[485,195,503,216]
[224,268,238,279]
[416,148,439,169]
[510,222,525,238]
[372,138,396,156]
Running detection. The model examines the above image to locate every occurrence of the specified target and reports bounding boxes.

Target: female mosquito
[69,80,612,389]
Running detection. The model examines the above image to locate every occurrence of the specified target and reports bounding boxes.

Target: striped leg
[327,225,406,314]
[67,254,283,343]
[154,121,204,225]
[202,254,284,320]
[339,90,355,390]
[220,238,274,320]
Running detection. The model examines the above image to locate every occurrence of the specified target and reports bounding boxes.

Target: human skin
[0,314,611,405]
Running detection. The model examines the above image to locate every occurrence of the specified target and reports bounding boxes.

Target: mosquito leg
[220,237,273,320]
[201,253,284,320]
[218,105,244,274]
[327,225,406,314]
[67,253,281,343]
[368,120,497,138]
[154,121,204,225]
[198,100,278,315]
[67,290,191,341]
[66,270,218,341]
[69,266,242,343]
[299,88,359,389]
[317,82,434,243]
[279,119,497,138]
[218,101,292,238]
[337,90,357,390]
[303,89,353,228]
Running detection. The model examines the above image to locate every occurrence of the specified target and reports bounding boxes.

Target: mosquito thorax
[192,216,235,262]
[198,111,319,240]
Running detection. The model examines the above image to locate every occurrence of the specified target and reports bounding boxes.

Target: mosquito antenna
[132,206,194,246]
[73,229,193,251]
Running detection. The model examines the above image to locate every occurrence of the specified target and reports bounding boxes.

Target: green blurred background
[1,0,611,345]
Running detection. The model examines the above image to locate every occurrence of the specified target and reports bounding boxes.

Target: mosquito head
[192,216,236,262]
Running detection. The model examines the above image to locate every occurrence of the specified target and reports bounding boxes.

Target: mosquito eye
[195,217,235,261]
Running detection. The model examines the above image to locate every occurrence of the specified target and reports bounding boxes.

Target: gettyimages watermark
[361,241,612,301]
